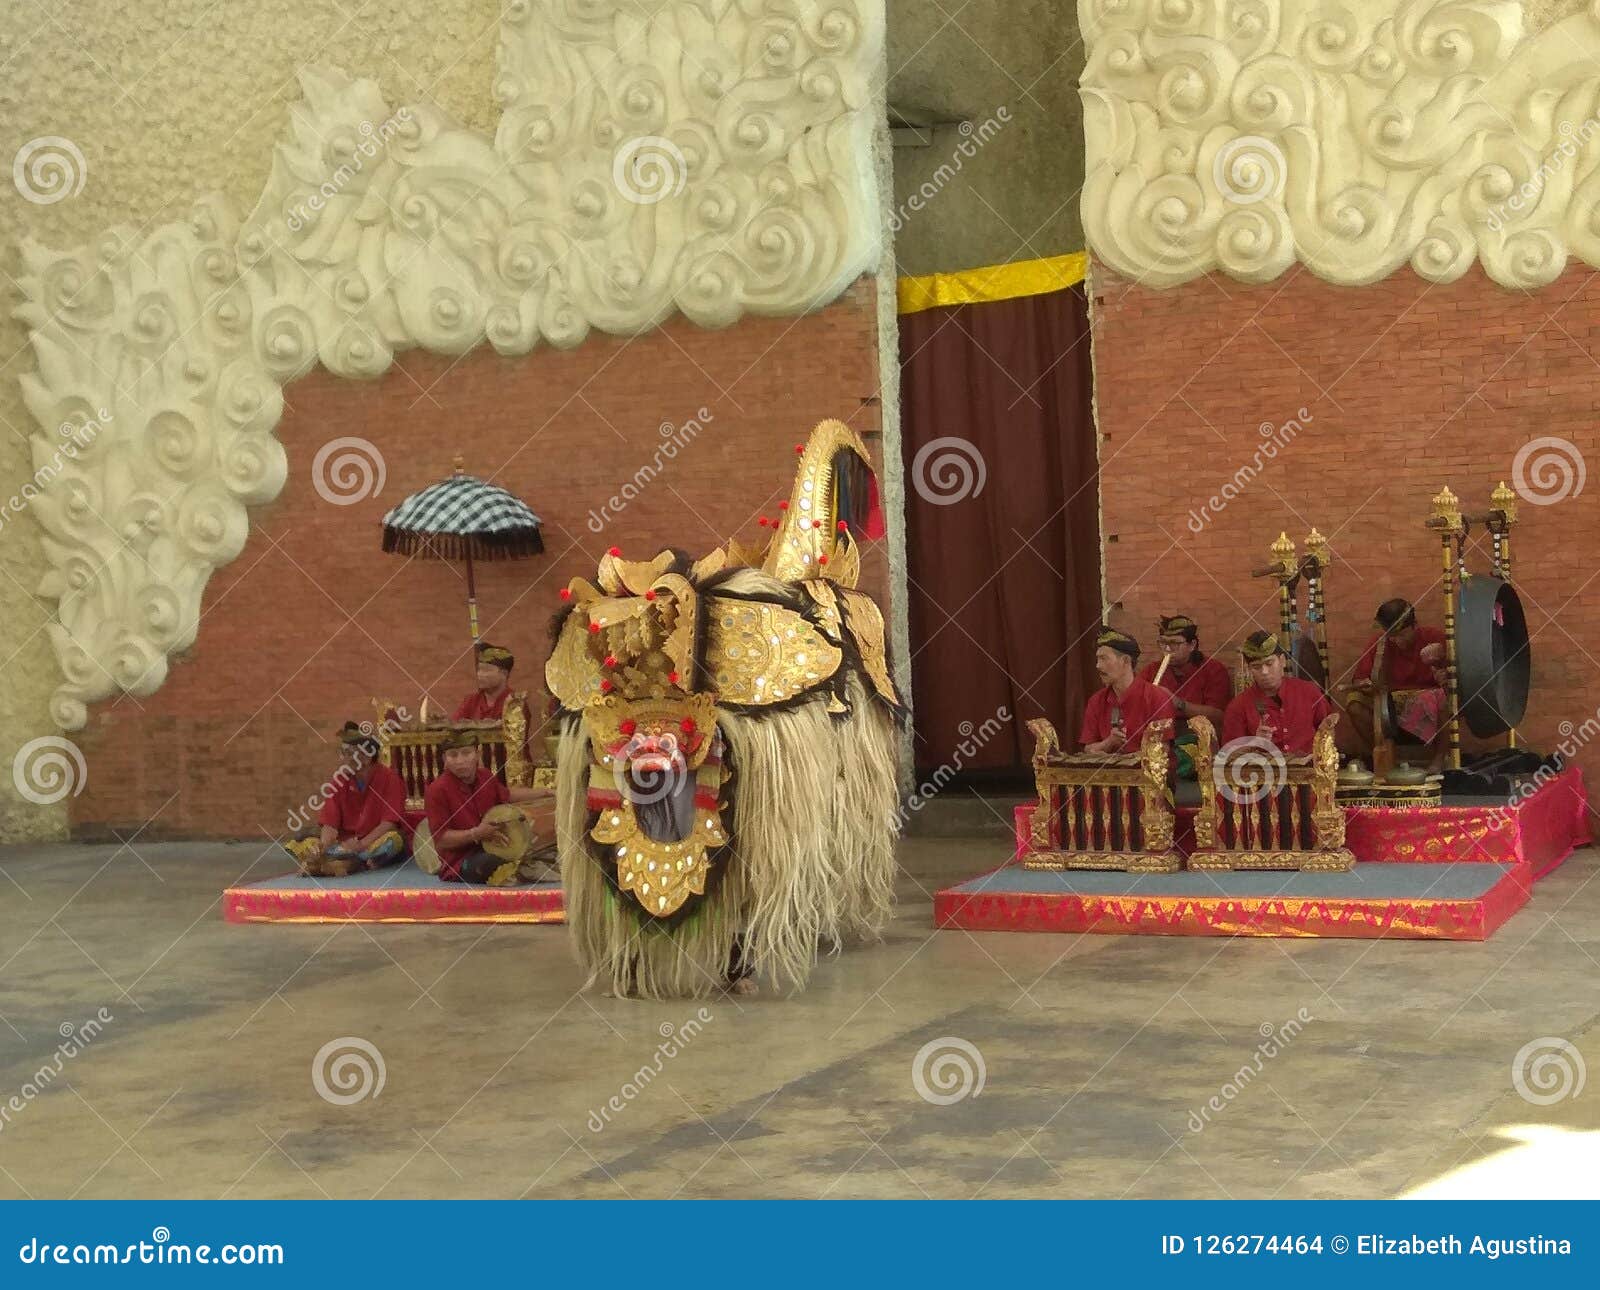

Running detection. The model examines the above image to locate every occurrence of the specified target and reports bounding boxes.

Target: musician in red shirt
[454,642,517,720]
[285,723,409,877]
[1139,614,1232,733]
[1343,598,1448,752]
[1354,599,1446,686]
[424,726,548,885]
[1221,630,1334,755]
[1079,628,1176,753]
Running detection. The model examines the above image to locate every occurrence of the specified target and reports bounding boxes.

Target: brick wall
[70,280,886,840]
[1093,261,1600,769]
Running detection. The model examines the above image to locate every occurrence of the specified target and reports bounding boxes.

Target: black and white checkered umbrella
[381,470,543,561]
[381,460,543,647]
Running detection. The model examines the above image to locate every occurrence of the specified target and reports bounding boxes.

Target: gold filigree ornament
[593,797,729,917]
[703,600,842,705]
[837,587,899,706]
[585,694,727,917]
[544,611,605,708]
[584,693,718,766]
[763,418,874,586]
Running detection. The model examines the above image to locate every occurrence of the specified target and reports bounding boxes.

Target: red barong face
[582,695,727,917]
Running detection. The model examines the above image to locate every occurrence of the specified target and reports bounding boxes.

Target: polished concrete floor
[1,832,1597,1199]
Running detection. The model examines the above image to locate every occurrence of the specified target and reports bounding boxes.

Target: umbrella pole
[464,548,481,655]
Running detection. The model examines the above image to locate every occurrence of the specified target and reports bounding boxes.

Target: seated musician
[285,722,409,877]
[1343,598,1448,751]
[1221,630,1333,755]
[1139,613,1231,776]
[454,642,517,720]
[424,726,549,886]
[1080,627,1176,754]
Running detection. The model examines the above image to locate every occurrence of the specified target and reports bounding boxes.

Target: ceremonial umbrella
[380,457,544,650]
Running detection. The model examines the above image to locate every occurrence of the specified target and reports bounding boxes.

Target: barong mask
[544,420,904,997]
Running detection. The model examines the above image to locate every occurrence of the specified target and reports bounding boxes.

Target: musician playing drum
[424,726,552,886]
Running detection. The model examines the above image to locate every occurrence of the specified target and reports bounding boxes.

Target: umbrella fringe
[382,527,544,561]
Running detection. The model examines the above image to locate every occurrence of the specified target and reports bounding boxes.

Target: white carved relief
[1081,0,1600,288]
[14,1,884,731]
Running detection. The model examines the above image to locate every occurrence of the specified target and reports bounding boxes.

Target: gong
[1455,577,1530,738]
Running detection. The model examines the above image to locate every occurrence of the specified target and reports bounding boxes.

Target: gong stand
[1426,483,1523,771]
[1302,527,1333,686]
[1249,528,1333,687]
[1425,487,1467,771]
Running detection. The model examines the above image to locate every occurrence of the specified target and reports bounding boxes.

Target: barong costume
[544,420,904,998]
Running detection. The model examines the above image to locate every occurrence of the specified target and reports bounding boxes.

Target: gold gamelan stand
[1250,528,1333,686]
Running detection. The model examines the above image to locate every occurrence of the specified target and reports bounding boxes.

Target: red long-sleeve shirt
[1139,655,1233,714]
[1354,625,1446,686]
[1079,677,1176,748]
[1220,677,1333,756]
[424,768,511,881]
[453,687,513,721]
[317,762,409,843]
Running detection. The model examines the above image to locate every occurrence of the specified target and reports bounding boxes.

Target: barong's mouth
[629,766,698,844]
[613,731,697,842]
[631,755,675,775]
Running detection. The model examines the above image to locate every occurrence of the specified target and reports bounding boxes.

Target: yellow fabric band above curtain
[896,251,1089,316]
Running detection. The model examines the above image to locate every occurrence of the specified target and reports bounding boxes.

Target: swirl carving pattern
[1081,0,1600,288]
[15,2,883,731]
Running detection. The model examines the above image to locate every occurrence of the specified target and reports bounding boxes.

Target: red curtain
[899,283,1100,774]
